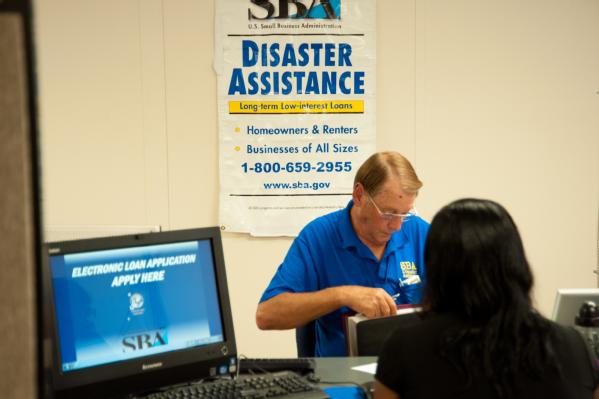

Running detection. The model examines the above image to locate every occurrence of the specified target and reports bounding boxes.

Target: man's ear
[353,182,365,206]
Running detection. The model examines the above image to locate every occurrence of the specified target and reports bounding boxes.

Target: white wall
[35,0,599,357]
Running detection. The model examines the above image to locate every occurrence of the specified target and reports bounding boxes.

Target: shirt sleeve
[259,231,320,303]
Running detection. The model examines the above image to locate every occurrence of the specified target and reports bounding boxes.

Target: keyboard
[142,371,328,399]
[239,358,316,374]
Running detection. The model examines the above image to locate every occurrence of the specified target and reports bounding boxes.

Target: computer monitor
[42,227,237,399]
[551,288,599,326]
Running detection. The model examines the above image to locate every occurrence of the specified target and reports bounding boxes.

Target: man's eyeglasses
[366,192,416,222]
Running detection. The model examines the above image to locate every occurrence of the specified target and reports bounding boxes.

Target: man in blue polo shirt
[256,151,429,356]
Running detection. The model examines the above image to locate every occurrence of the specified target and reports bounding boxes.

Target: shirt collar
[338,200,362,249]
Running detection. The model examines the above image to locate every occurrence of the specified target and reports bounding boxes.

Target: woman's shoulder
[548,321,587,346]
[546,321,599,384]
[548,322,595,357]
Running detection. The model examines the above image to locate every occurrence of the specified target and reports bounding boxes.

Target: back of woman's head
[423,198,533,321]
[423,199,558,397]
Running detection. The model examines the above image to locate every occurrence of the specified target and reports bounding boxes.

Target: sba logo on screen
[249,0,341,20]
[122,329,168,352]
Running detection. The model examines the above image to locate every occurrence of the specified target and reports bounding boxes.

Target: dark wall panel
[0,3,40,398]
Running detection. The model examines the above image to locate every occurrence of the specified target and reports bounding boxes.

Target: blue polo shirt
[259,200,429,356]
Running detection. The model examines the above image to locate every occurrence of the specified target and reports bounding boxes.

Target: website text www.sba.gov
[263,181,331,191]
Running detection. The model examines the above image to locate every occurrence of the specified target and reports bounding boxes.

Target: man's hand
[342,286,396,318]
[256,285,397,330]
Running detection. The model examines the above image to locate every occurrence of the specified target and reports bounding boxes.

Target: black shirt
[376,313,599,399]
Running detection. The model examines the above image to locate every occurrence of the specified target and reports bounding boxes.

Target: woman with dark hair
[374,198,599,399]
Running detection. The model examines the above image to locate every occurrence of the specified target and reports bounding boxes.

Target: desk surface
[314,357,377,386]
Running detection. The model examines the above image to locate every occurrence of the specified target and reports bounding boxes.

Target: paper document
[351,362,377,375]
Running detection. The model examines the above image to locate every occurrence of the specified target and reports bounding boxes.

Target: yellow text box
[229,100,364,114]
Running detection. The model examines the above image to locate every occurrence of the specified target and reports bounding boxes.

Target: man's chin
[378,233,392,243]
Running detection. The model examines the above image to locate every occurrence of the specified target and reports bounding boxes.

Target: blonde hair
[353,152,423,195]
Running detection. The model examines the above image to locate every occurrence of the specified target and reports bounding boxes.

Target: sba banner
[215,0,376,236]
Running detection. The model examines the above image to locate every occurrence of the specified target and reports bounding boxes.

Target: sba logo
[249,0,340,20]
[122,329,168,352]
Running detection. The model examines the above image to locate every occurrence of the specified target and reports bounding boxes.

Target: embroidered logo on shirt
[400,261,417,278]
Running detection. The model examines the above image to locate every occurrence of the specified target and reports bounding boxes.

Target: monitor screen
[43,227,237,399]
[551,288,599,326]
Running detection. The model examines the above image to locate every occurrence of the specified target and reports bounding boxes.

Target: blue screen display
[49,240,224,372]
